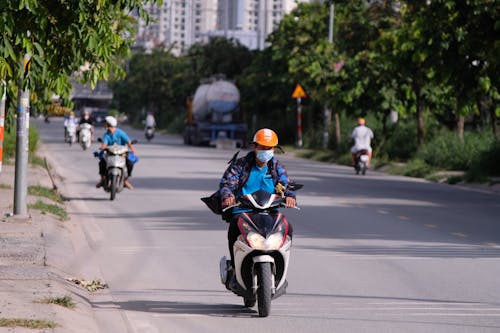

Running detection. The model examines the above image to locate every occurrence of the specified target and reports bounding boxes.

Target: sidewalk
[0,159,99,332]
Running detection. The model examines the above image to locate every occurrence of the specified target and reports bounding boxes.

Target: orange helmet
[358,118,366,125]
[253,128,278,147]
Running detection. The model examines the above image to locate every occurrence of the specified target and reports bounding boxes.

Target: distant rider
[351,117,374,167]
[77,110,94,142]
[145,112,156,129]
[63,111,78,142]
[96,116,137,190]
[219,128,296,270]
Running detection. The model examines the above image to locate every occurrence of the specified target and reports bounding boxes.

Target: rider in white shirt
[351,118,374,166]
[145,112,156,128]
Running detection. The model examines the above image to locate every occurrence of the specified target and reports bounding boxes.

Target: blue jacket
[219,151,295,200]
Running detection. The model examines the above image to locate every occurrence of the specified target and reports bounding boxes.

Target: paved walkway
[0,157,99,333]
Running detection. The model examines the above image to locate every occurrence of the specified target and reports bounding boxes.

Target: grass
[0,318,57,329]
[28,185,63,203]
[29,154,47,168]
[292,148,337,162]
[387,159,435,178]
[28,200,68,221]
[0,183,12,189]
[38,295,76,309]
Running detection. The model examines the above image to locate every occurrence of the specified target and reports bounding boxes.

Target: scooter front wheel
[257,262,272,317]
[110,175,117,200]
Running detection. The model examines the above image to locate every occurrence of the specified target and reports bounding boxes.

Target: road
[36,118,500,332]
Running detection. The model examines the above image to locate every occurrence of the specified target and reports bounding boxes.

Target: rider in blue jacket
[96,116,137,189]
[219,128,296,268]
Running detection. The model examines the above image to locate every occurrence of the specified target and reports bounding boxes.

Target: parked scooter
[354,149,369,175]
[219,186,302,317]
[145,126,155,141]
[95,139,135,200]
[79,123,92,150]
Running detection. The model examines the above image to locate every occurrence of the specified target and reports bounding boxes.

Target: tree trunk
[457,115,465,143]
[491,105,499,141]
[416,91,424,147]
[334,112,341,149]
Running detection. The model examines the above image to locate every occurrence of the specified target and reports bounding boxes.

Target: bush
[165,114,185,133]
[2,123,39,160]
[389,158,434,178]
[383,121,419,161]
[466,140,500,181]
[417,130,494,170]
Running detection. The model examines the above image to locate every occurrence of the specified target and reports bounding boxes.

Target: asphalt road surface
[37,118,500,333]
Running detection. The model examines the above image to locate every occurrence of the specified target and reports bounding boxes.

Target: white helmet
[105,116,117,127]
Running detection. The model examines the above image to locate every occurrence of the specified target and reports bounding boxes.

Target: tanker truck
[184,77,247,147]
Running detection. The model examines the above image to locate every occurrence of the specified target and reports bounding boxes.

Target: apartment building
[134,0,311,55]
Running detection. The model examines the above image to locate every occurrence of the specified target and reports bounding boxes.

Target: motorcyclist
[145,112,156,129]
[63,111,78,142]
[219,128,296,270]
[96,116,137,190]
[351,117,374,167]
[77,110,94,142]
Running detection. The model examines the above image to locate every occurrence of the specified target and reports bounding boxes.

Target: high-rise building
[134,0,312,55]
[214,0,312,49]
[135,0,218,55]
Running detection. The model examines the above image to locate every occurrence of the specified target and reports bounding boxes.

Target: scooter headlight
[247,232,266,249]
[247,231,285,250]
[265,232,285,250]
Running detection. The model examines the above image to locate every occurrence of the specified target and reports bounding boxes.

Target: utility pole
[13,54,30,216]
[323,2,342,150]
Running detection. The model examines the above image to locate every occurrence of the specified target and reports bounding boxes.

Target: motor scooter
[66,123,77,146]
[79,123,92,150]
[95,139,136,200]
[354,149,369,175]
[218,186,301,317]
[145,126,155,141]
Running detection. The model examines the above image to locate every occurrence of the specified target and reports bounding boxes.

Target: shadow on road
[91,289,258,318]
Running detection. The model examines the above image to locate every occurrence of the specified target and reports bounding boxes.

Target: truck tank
[185,77,247,147]
[192,79,240,123]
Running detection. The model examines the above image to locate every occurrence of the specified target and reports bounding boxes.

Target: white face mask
[256,150,274,163]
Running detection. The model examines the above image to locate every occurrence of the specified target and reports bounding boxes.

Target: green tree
[111,47,195,130]
[186,37,255,80]
[236,48,294,142]
[0,0,160,128]
[416,0,499,140]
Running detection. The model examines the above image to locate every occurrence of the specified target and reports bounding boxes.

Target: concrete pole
[13,54,30,216]
[0,80,6,174]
